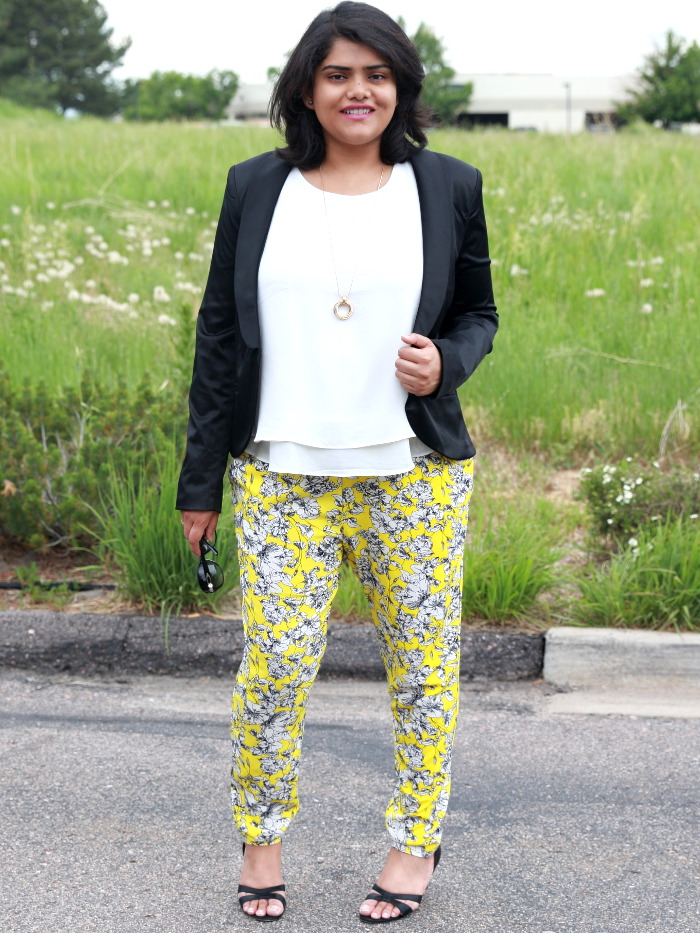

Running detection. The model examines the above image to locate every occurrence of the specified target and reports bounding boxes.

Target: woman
[177,1,497,923]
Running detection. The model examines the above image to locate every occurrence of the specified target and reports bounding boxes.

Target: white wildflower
[585,288,606,298]
[188,252,204,261]
[85,279,96,289]
[628,538,638,548]
[161,199,171,208]
[185,207,196,215]
[127,293,139,304]
[510,263,528,276]
[147,200,157,208]
[41,301,54,311]
[10,205,21,215]
[0,238,10,247]
[107,251,128,265]
[690,514,699,520]
[157,313,177,326]
[649,256,664,265]
[174,251,184,261]
[639,278,654,287]
[641,303,653,314]
[67,289,80,300]
[46,202,56,210]
[153,285,171,303]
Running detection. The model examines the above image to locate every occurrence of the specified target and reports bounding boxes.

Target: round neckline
[297,165,395,198]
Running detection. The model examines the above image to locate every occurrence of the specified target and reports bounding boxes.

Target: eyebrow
[320,64,391,72]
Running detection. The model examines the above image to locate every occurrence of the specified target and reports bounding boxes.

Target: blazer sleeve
[176,167,241,512]
[431,168,498,398]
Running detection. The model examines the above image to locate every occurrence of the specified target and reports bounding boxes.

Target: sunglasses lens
[197,559,224,593]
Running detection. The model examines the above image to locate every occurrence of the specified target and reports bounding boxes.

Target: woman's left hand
[395,333,442,396]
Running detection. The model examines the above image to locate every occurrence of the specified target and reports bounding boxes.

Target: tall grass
[573,517,700,630]
[1,114,697,458]
[89,445,239,622]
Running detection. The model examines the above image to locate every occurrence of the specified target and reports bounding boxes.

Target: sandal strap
[365,883,423,914]
[238,883,286,906]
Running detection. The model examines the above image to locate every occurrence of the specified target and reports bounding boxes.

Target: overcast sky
[104,0,698,84]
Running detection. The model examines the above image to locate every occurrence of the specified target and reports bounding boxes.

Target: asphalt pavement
[1,670,699,933]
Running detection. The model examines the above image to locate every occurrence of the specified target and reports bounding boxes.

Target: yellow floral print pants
[228,451,473,856]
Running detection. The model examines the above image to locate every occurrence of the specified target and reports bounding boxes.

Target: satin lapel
[411,149,454,336]
[234,156,292,348]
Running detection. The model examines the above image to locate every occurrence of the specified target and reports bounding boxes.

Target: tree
[619,30,700,126]
[122,70,239,122]
[0,0,130,115]
[401,19,472,124]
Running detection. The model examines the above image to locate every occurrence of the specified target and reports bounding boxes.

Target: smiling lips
[341,107,374,119]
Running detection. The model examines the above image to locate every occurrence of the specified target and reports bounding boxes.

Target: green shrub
[578,457,700,545]
[573,516,700,630]
[0,364,187,548]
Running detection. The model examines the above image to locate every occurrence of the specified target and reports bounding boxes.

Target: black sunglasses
[197,537,224,593]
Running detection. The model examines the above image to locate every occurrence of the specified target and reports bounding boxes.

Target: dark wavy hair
[269,2,434,168]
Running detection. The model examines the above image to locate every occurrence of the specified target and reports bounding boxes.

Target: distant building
[452,74,632,132]
[227,74,633,132]
[227,84,272,122]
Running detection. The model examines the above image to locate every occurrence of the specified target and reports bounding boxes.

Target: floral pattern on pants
[228,451,473,856]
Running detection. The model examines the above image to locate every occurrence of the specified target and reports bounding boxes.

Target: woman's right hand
[180,510,219,556]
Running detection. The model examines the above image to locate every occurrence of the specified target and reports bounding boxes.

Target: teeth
[343,108,372,114]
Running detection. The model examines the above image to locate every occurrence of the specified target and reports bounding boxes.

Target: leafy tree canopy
[0,0,130,115]
[121,70,239,122]
[620,30,700,126]
[399,18,472,124]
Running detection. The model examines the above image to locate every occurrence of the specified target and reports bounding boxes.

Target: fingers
[180,510,219,556]
[395,333,442,396]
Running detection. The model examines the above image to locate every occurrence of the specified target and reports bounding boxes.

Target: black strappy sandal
[238,843,286,922]
[359,846,441,925]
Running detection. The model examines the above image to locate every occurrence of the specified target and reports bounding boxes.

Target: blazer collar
[234,148,452,347]
[409,148,453,336]
[234,155,292,347]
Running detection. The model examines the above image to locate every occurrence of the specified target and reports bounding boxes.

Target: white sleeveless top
[247,162,430,476]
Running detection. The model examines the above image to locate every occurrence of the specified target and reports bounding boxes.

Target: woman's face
[307,38,398,153]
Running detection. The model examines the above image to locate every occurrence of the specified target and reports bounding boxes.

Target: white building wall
[455,74,632,132]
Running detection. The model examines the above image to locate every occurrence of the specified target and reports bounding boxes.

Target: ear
[303,92,314,109]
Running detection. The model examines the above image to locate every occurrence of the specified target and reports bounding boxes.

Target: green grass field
[1,103,698,628]
[2,107,697,461]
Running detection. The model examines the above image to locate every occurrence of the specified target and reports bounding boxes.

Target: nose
[347,77,370,99]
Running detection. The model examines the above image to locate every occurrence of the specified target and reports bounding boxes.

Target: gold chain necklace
[319,165,385,321]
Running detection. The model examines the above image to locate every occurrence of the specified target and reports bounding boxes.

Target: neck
[313,138,387,196]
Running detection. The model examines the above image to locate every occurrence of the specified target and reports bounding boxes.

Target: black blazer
[176,147,498,512]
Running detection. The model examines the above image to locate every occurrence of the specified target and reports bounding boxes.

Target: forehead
[318,37,389,68]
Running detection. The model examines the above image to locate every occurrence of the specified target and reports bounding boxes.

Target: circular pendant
[333,298,353,321]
